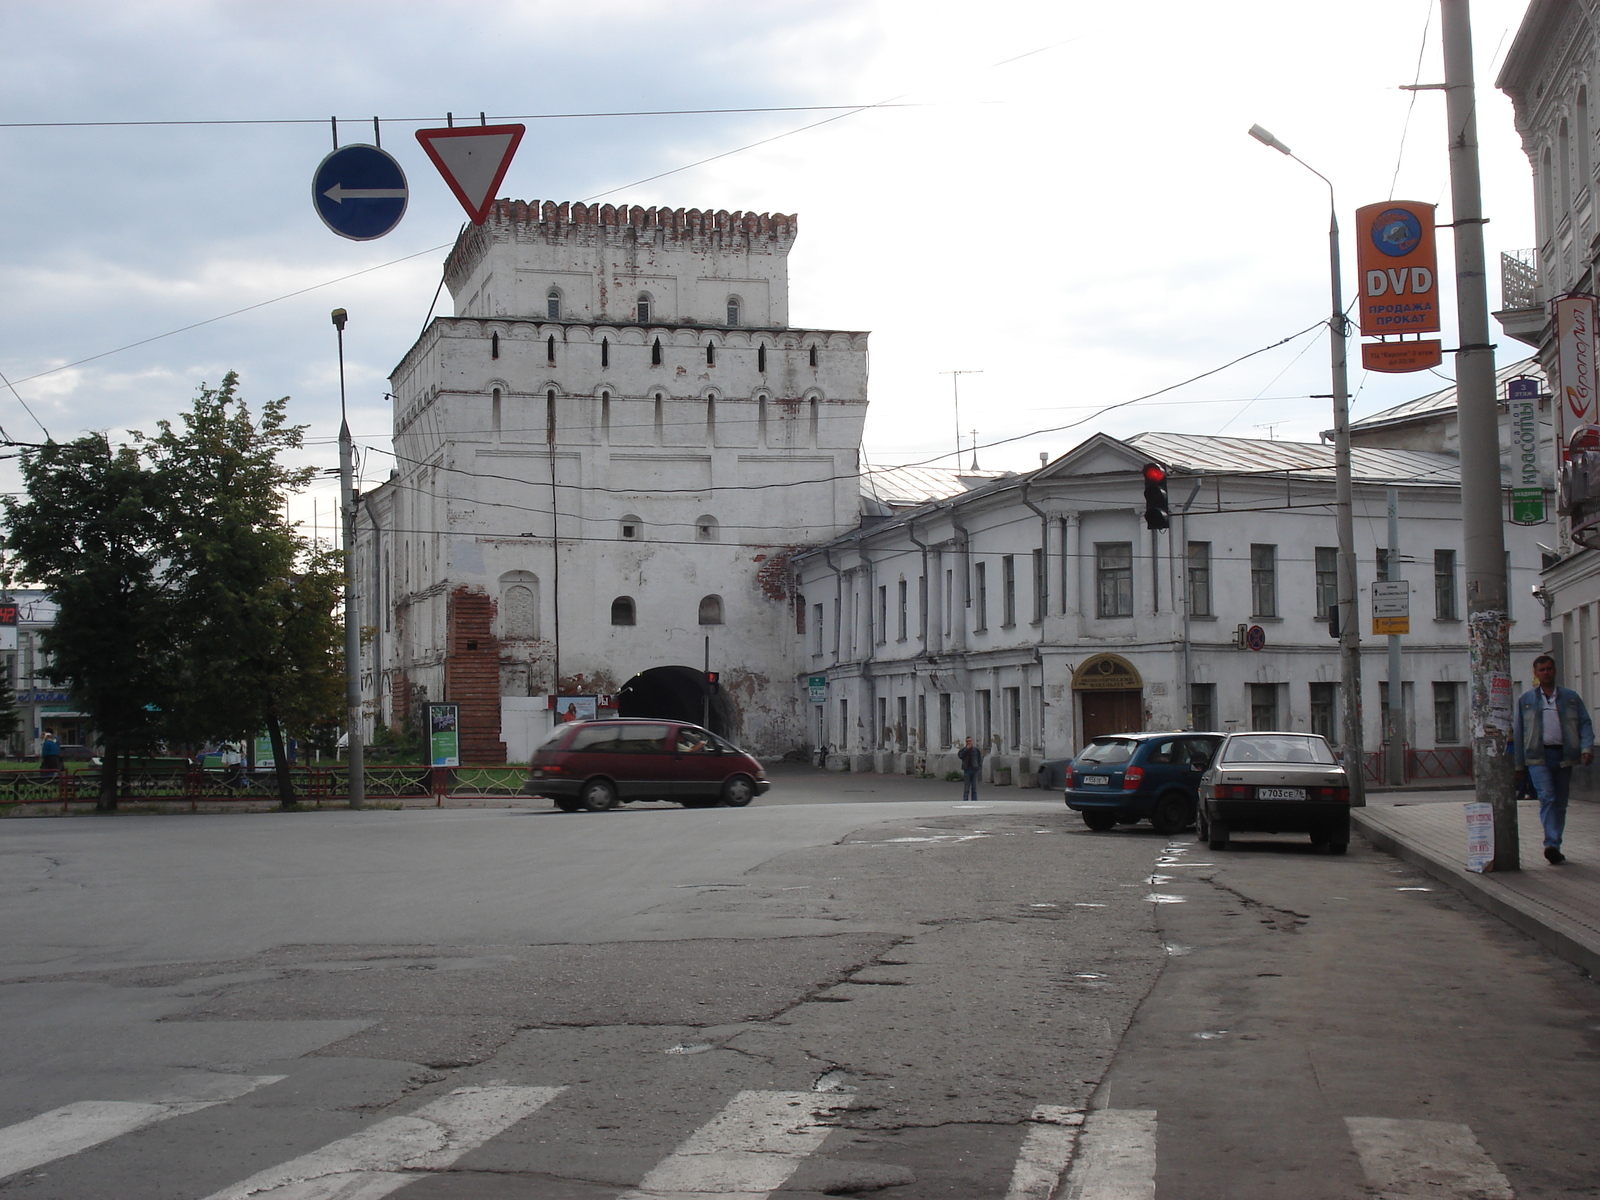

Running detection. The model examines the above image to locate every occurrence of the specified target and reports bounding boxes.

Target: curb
[1352,810,1600,980]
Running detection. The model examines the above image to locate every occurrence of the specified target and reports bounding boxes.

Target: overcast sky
[0,0,1541,533]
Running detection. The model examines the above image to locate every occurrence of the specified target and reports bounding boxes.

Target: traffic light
[1141,462,1170,531]
[705,672,720,687]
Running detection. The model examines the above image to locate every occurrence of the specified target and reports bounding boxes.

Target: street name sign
[415,124,526,225]
[312,144,409,241]
[1372,580,1410,635]
[808,675,827,703]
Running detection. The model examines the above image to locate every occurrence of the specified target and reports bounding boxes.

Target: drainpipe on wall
[1179,478,1204,728]
[906,517,931,758]
[365,499,385,721]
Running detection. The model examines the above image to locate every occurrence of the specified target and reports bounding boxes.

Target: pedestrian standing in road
[1513,654,1594,865]
[39,729,62,780]
[958,735,983,802]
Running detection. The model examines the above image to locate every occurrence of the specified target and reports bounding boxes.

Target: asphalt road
[2,770,1597,1198]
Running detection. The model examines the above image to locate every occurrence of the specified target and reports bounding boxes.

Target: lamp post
[1249,124,1366,805]
[332,308,364,810]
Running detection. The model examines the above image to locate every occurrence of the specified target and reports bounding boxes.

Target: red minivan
[523,718,771,812]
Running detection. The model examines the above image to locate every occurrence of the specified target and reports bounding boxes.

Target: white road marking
[0,1074,285,1181]
[1004,1105,1083,1200]
[200,1085,563,1200]
[1345,1117,1515,1199]
[1057,1109,1157,1200]
[620,1089,853,1198]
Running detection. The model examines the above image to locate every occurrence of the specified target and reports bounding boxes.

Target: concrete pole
[1442,0,1515,867]
[333,309,364,810]
[1387,488,1406,786]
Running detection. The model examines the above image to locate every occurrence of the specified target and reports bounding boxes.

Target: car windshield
[1077,739,1136,765]
[1221,735,1337,765]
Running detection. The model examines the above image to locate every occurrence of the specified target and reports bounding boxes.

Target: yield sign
[414,123,526,225]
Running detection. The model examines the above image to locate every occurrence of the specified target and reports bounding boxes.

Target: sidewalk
[1353,793,1600,978]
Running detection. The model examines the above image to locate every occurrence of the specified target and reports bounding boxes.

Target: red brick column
[446,587,508,764]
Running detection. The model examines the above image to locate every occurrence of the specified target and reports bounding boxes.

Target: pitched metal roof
[1349,356,1543,431]
[860,465,1010,507]
[1126,431,1461,485]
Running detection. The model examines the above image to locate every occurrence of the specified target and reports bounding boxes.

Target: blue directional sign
[312,144,408,241]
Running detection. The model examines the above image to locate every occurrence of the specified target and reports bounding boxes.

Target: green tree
[139,373,339,807]
[3,436,173,808]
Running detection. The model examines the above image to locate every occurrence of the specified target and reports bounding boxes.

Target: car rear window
[567,725,619,752]
[1077,739,1136,765]
[616,724,671,754]
[1221,734,1337,764]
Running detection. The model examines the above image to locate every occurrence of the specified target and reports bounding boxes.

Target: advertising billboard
[1556,293,1599,455]
[1355,200,1442,373]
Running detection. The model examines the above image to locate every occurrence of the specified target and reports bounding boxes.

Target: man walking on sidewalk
[958,736,983,802]
[1513,654,1594,865]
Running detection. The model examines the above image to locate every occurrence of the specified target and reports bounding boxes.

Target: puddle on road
[1164,943,1193,956]
[1193,1030,1229,1040]
[665,1043,714,1055]
[1074,902,1108,908]
[1073,972,1108,980]
[1029,903,1059,908]
[812,1068,859,1093]
[1145,893,1187,904]
[1395,887,1433,892]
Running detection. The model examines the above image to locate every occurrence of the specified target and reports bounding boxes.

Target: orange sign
[1362,340,1443,373]
[1355,201,1440,338]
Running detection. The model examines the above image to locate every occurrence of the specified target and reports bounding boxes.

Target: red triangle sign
[415,124,526,225]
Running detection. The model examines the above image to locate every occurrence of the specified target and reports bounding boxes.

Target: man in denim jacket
[1513,655,1594,864]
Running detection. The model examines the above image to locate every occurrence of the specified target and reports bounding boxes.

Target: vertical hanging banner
[1555,293,1599,454]
[429,704,461,767]
[1508,377,1545,524]
[415,124,526,225]
[1355,201,1443,373]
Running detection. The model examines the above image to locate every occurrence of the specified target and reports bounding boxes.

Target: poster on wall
[553,695,598,724]
[429,704,460,767]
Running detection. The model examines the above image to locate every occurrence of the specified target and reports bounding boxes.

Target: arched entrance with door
[1073,654,1144,743]
[615,665,737,737]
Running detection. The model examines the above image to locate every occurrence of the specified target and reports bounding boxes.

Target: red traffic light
[1142,463,1166,483]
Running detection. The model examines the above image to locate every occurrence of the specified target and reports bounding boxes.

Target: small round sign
[1245,624,1266,652]
[313,144,408,241]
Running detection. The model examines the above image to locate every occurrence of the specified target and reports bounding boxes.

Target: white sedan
[1197,732,1352,854]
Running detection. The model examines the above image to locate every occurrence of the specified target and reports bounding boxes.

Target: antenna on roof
[1253,422,1282,440]
[969,429,980,472]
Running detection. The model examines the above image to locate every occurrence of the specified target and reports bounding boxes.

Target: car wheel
[1082,810,1117,832]
[554,797,580,813]
[579,779,618,812]
[1151,792,1190,837]
[721,774,756,807]
[1207,818,1230,851]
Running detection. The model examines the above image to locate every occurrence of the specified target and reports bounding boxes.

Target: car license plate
[1257,787,1306,800]
[1082,775,1109,786]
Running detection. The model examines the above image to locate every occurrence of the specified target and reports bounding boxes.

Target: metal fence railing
[1362,744,1474,785]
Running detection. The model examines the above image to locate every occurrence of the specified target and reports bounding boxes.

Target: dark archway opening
[616,665,736,737]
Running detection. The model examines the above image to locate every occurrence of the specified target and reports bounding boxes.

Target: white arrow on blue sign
[313,144,408,241]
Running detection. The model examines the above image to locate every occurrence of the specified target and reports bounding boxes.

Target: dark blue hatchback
[1064,732,1223,835]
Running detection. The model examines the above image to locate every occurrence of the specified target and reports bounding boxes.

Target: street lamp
[1249,124,1366,805]
[332,307,364,810]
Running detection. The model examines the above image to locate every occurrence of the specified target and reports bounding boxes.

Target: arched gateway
[616,666,737,738]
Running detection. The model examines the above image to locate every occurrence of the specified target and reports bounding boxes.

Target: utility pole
[1441,0,1515,867]
[333,308,364,810]
[1387,488,1405,786]
[941,370,982,469]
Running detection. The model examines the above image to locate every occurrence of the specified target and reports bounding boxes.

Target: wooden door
[1079,690,1143,743]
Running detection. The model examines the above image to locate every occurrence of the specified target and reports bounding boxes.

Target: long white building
[356,200,869,761]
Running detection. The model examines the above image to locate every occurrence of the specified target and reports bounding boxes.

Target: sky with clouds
[0,0,1543,532]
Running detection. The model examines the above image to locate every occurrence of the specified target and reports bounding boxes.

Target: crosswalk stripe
[1345,1117,1515,1200]
[198,1085,563,1200]
[1004,1105,1084,1200]
[619,1089,854,1199]
[1057,1109,1157,1200]
[0,1074,285,1182]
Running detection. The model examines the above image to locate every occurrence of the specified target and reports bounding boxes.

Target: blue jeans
[1527,745,1572,850]
[962,768,980,801]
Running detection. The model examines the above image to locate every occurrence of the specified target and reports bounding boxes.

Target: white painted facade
[356,200,868,761]
[792,431,1547,787]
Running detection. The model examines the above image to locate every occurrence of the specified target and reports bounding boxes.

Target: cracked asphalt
[4,769,1599,1197]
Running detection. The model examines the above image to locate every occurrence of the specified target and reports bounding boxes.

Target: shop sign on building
[1508,376,1545,524]
[1556,293,1599,453]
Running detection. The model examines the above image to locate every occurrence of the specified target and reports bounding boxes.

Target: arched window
[601,337,609,368]
[706,342,716,366]
[546,288,562,320]
[651,338,663,366]
[696,515,719,542]
[726,295,741,326]
[698,594,724,625]
[610,596,636,626]
[808,344,818,368]
[757,344,767,373]
[637,293,652,323]
[499,572,539,640]
[1560,116,1573,212]
[546,334,556,364]
[492,386,502,433]
[620,513,643,540]
[1580,88,1592,195]
[491,332,500,359]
